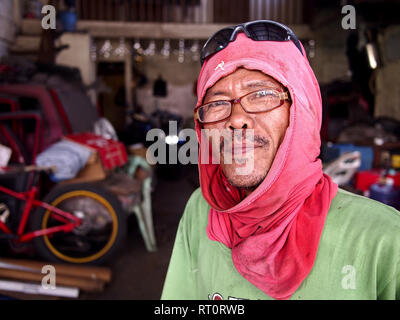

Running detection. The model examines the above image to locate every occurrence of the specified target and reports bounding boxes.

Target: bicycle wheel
[31,182,127,265]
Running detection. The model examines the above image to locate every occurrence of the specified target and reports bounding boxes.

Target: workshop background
[0,0,400,299]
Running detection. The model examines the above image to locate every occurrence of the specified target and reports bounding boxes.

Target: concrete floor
[80,164,199,300]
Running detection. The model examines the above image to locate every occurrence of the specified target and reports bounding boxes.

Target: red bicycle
[0,70,128,265]
[0,166,127,265]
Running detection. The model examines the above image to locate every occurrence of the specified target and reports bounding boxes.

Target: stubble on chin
[221,147,274,192]
[223,166,268,191]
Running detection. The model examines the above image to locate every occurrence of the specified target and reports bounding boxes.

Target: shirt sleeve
[161,190,202,300]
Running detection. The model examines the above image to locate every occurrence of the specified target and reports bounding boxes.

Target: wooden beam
[78,21,313,40]
[20,19,313,40]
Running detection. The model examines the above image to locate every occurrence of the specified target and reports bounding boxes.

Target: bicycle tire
[31,182,127,265]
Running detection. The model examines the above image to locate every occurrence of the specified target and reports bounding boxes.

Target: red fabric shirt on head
[195,33,338,300]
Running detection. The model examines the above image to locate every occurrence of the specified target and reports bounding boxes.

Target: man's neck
[241,187,256,197]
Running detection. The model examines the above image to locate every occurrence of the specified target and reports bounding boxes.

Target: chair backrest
[126,155,151,180]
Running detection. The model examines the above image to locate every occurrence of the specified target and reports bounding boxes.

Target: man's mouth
[221,136,269,156]
[225,144,258,155]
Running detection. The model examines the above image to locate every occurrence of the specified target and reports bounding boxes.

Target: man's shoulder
[331,188,400,222]
[324,187,400,243]
[181,187,210,226]
[185,187,209,212]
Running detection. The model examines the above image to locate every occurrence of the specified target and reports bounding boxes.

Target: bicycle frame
[0,184,81,243]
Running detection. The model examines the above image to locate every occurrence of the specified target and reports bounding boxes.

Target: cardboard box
[65,133,128,170]
[60,151,106,184]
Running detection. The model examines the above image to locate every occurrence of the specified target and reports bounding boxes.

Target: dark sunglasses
[200,20,303,66]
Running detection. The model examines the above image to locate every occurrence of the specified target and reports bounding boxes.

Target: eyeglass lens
[198,89,282,123]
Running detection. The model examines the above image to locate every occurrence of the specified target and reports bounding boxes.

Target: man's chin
[223,167,267,191]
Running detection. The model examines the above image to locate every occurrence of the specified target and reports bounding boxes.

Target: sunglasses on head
[200,20,303,66]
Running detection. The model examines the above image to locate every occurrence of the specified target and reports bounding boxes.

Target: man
[161,20,400,300]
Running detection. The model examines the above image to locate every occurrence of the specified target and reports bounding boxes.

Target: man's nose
[225,102,255,130]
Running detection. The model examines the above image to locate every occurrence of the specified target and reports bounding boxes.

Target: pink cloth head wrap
[195,33,338,299]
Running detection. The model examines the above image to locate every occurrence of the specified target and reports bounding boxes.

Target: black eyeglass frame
[194,88,290,124]
[200,20,304,66]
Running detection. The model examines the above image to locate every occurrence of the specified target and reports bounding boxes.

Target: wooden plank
[19,19,313,40]
[107,0,113,21]
[0,268,104,293]
[162,0,169,22]
[191,0,195,23]
[139,0,145,22]
[180,0,185,22]
[75,0,82,19]
[124,0,130,21]
[148,0,154,22]
[114,0,119,21]
[0,257,112,283]
[0,279,79,299]
[81,0,89,20]
[155,0,162,22]
[76,20,229,39]
[131,0,137,22]
[97,0,104,21]
[88,0,94,20]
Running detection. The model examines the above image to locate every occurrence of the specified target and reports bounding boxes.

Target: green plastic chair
[125,155,157,252]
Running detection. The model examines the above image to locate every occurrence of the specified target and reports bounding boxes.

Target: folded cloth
[35,140,92,182]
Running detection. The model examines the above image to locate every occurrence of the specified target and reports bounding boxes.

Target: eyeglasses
[200,20,303,66]
[194,88,290,124]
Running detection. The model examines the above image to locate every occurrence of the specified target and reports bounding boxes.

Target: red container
[354,170,381,192]
[65,132,128,170]
[386,172,400,187]
[354,169,400,192]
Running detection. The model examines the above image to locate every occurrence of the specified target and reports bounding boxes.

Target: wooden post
[204,0,214,23]
[180,0,185,22]
[139,0,145,22]
[148,0,154,22]
[12,0,23,33]
[125,54,133,111]
[75,0,81,19]
[155,0,162,22]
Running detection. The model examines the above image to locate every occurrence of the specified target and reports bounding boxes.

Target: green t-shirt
[161,188,400,300]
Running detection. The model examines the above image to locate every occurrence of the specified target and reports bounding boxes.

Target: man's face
[202,68,291,193]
